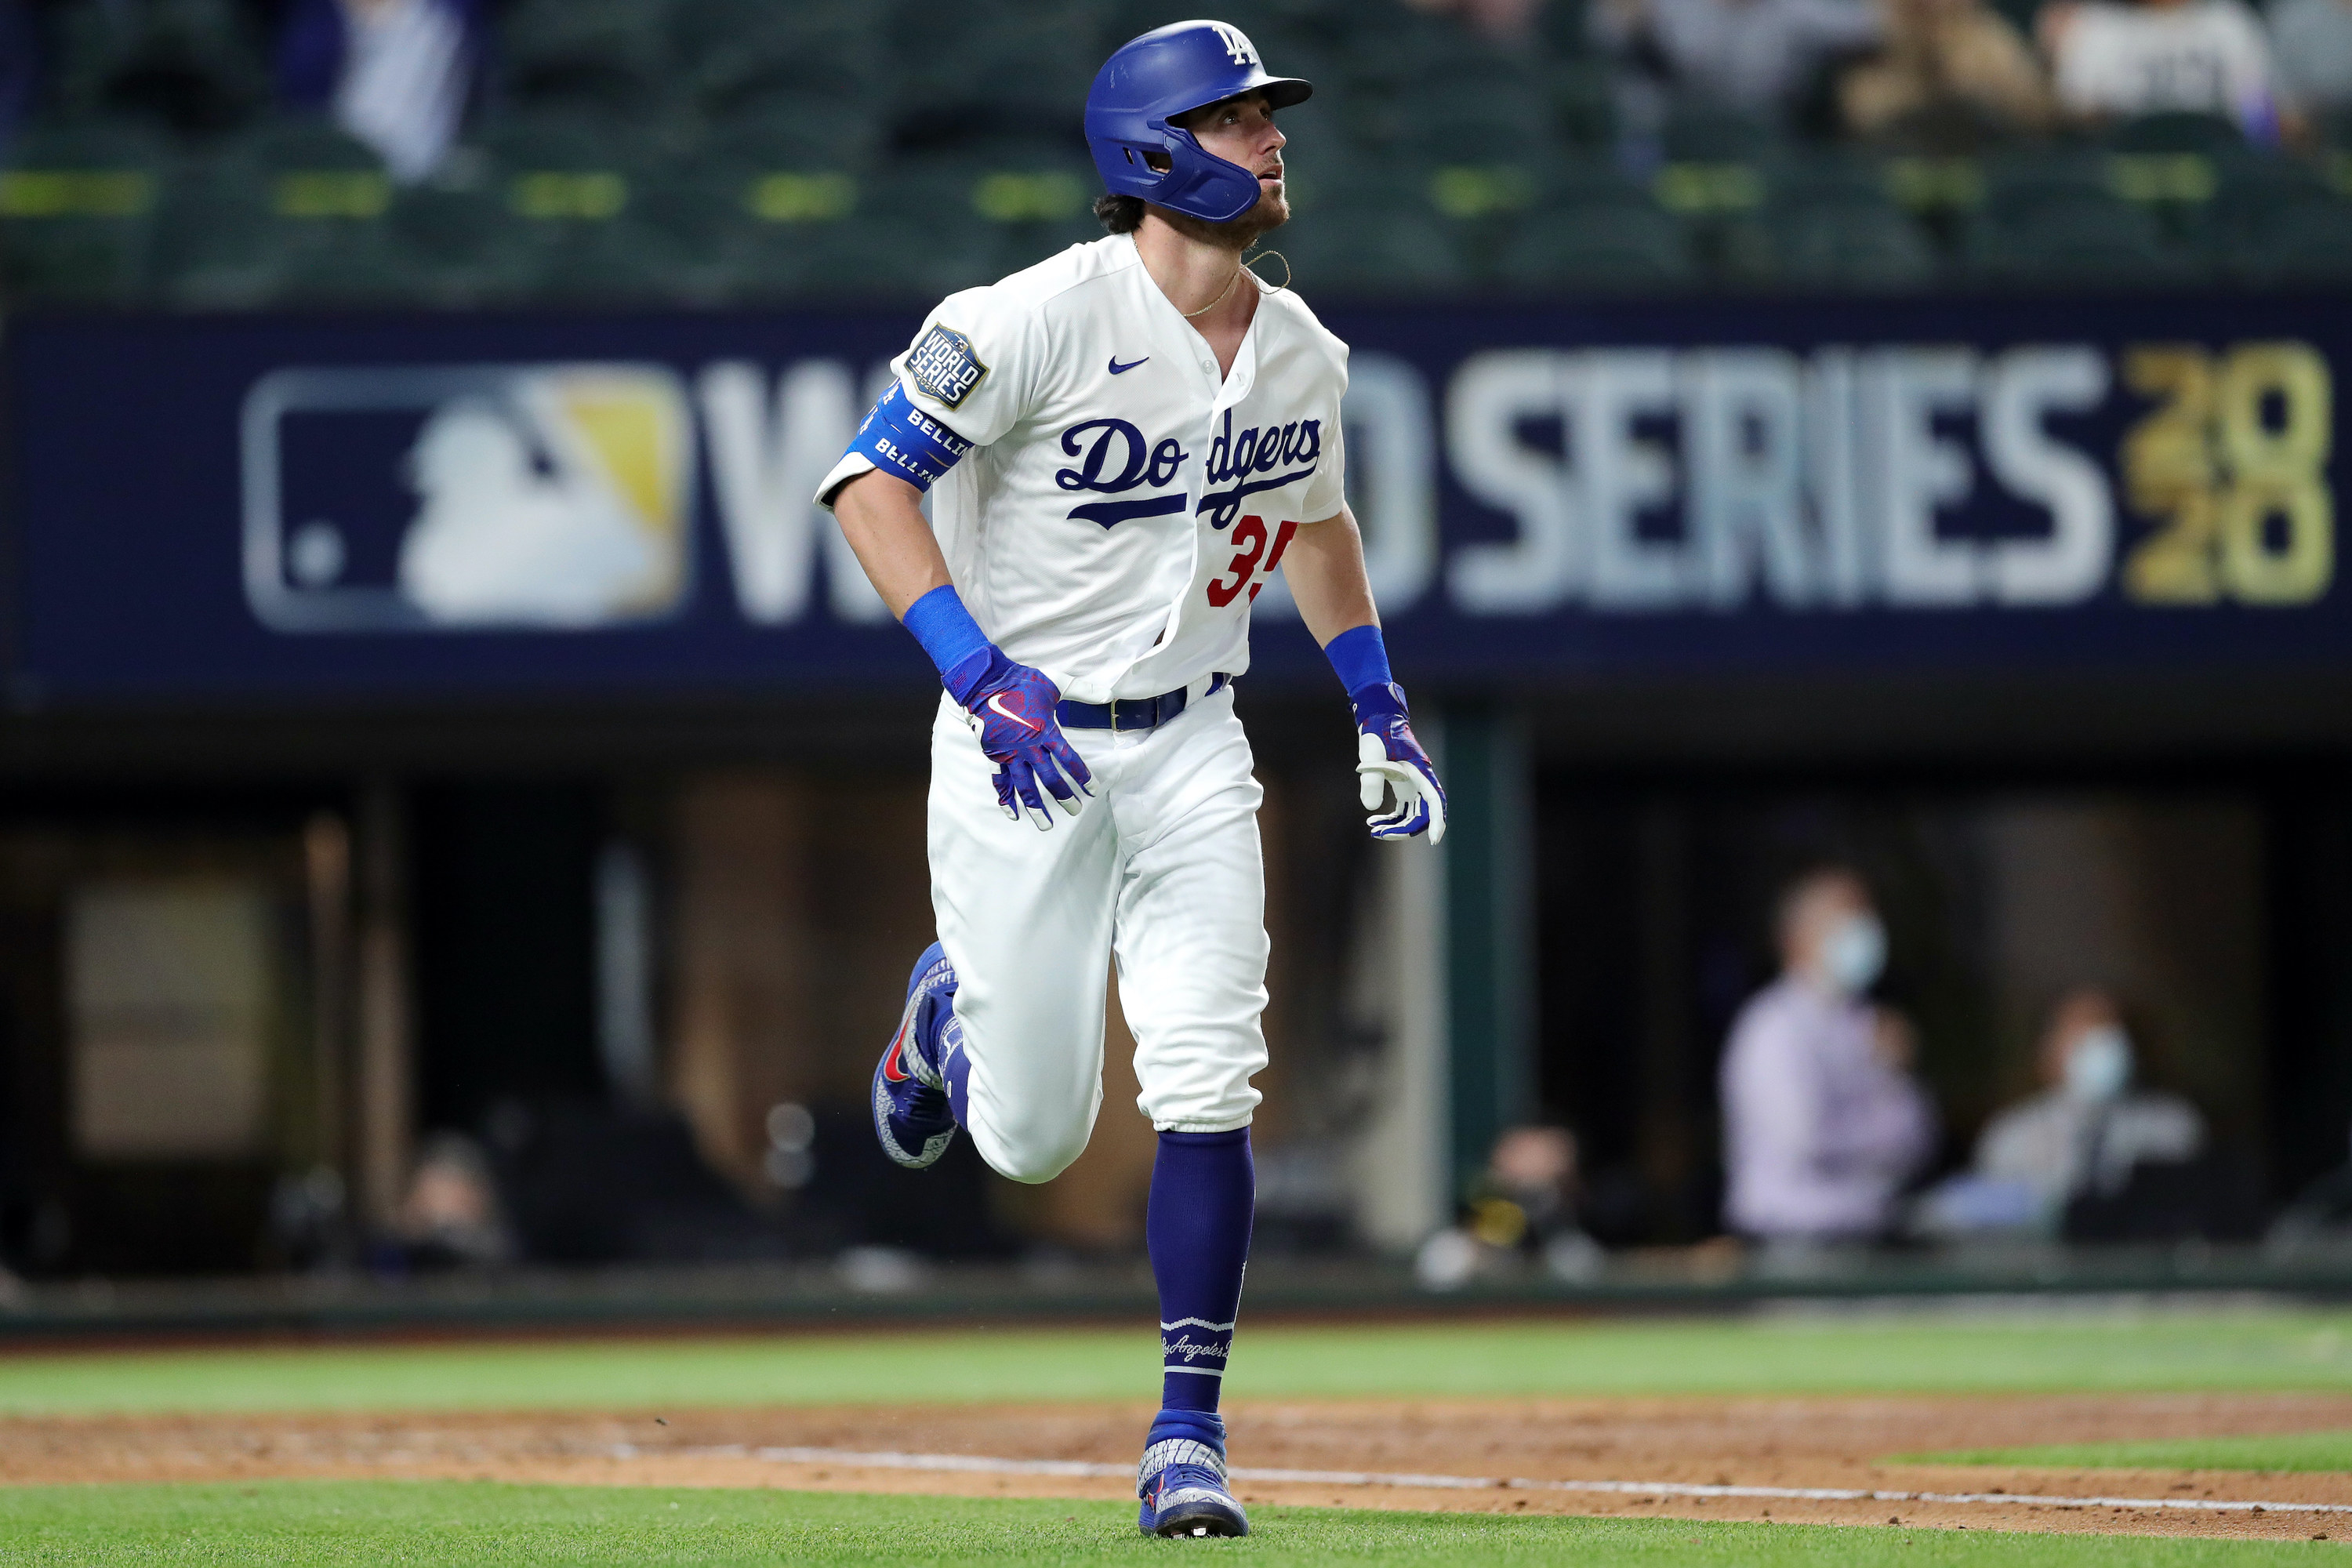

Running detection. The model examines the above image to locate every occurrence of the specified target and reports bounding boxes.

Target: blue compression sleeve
[902,585,998,703]
[844,381,974,492]
[1323,623,1394,696]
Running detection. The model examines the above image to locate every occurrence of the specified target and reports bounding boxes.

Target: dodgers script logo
[241,364,692,633]
[1198,408,1320,531]
[906,324,988,410]
[1051,410,1323,532]
[1054,419,1189,528]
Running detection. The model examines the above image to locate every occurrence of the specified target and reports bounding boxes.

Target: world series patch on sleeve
[908,325,989,409]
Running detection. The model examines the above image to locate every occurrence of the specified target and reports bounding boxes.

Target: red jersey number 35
[1207,515,1299,608]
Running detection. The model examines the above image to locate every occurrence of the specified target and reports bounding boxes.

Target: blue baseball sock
[1148,1127,1254,1417]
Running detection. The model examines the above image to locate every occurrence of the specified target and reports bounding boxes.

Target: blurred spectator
[2268,0,2352,118]
[268,1164,354,1271]
[2041,0,2296,142]
[1404,0,1545,36]
[1415,1123,1606,1289]
[1974,987,2204,1210]
[1719,867,1936,1243]
[1594,0,1883,117]
[1,0,33,155]
[275,0,480,180]
[2267,1122,2352,1257]
[390,1132,513,1268]
[1840,0,2056,143]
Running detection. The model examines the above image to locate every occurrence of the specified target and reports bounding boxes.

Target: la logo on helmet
[1208,22,1258,65]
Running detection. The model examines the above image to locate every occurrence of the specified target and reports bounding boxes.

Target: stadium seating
[5,0,2346,307]
[499,0,677,124]
[2223,185,2352,288]
[1496,160,1697,292]
[0,122,165,306]
[384,176,539,308]
[1759,203,1942,291]
[49,0,267,136]
[151,121,399,308]
[1962,189,2200,289]
[670,3,887,131]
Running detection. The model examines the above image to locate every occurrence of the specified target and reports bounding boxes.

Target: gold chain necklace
[1180,263,1245,320]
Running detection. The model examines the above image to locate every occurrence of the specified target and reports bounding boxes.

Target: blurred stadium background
[0,0,2347,1341]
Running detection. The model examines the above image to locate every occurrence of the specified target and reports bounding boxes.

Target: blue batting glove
[956,650,1094,832]
[1350,681,1446,844]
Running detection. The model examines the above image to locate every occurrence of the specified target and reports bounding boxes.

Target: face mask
[1820,913,1886,996]
[2064,1025,2132,1102]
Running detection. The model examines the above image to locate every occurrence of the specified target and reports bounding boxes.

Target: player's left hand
[960,655,1094,831]
[1350,681,1446,844]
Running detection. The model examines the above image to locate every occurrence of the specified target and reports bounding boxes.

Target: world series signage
[3,296,2344,700]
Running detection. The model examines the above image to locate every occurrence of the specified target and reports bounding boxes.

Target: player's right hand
[960,654,1093,831]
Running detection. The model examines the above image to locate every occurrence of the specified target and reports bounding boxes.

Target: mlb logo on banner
[241,364,694,633]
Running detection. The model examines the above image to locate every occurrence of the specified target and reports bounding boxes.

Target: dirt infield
[5,1393,2349,1541]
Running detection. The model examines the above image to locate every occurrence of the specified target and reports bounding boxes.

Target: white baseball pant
[927,684,1269,1184]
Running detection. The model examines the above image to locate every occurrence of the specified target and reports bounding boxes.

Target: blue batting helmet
[1084,20,1312,224]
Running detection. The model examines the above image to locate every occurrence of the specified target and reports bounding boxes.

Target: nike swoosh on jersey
[985,692,1043,731]
[1108,355,1149,375]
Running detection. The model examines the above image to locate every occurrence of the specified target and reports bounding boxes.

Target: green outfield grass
[1917,1431,2352,1474]
[0,1482,2330,1567]
[1,1308,2349,1415]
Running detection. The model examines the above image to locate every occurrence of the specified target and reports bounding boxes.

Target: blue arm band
[844,381,975,493]
[902,585,997,702]
[1324,624,1394,696]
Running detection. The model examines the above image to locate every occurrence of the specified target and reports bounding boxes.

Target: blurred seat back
[52,0,267,136]
[152,155,285,308]
[385,172,538,307]
[2104,110,2245,154]
[672,0,885,129]
[2226,189,2352,287]
[0,122,165,305]
[1763,204,1941,292]
[498,0,678,123]
[1965,191,2200,289]
[1496,198,1694,293]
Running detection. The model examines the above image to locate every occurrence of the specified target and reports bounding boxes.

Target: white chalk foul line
[662,1444,2352,1517]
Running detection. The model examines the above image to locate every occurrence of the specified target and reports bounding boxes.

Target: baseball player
[818,20,1446,1539]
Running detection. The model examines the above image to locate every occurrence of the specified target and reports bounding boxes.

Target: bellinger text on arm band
[844,382,975,492]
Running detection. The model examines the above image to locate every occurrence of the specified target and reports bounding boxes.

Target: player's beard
[1150,179,1290,253]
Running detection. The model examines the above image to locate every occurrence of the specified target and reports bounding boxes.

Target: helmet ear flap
[1142,126,1263,224]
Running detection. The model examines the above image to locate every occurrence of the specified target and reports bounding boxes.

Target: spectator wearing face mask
[1719,866,1937,1243]
[1973,987,2205,1213]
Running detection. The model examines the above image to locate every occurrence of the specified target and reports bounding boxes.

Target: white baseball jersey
[818,232,1350,705]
